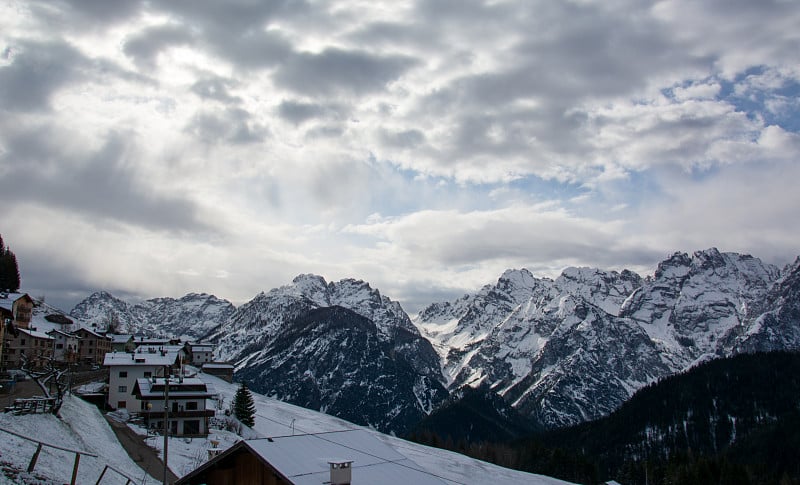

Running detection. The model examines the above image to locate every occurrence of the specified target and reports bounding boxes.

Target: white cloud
[1,0,799,313]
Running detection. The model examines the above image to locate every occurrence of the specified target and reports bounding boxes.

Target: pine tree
[0,234,21,292]
[233,382,256,428]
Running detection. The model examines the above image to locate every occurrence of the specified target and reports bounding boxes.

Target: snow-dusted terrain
[69,248,800,430]
[417,248,800,427]
[0,372,572,484]
[0,395,158,484]
[70,292,234,340]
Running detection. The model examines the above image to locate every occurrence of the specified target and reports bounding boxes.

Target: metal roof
[245,429,447,485]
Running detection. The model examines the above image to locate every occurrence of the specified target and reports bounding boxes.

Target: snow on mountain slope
[211,275,446,434]
[619,248,780,369]
[70,291,235,340]
[415,267,643,394]
[415,248,796,428]
[730,257,800,353]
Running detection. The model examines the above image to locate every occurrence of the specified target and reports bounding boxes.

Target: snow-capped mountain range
[70,248,800,432]
[70,291,235,340]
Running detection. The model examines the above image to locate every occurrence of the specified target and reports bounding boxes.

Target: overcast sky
[2,0,799,314]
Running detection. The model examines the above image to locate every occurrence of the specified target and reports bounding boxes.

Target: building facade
[47,329,80,364]
[132,377,215,436]
[103,348,179,410]
[75,327,112,365]
[4,328,54,369]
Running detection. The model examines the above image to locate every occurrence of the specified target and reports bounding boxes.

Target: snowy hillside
[172,370,574,484]
[0,374,570,484]
[67,248,800,431]
[0,395,158,484]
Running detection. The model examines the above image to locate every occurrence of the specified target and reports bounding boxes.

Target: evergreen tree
[0,234,21,292]
[233,382,256,428]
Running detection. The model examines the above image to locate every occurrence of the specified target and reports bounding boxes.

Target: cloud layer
[2,0,799,313]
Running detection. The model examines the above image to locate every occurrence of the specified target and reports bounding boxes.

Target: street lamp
[162,365,170,485]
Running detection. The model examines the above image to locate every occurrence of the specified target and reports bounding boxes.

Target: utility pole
[163,365,170,485]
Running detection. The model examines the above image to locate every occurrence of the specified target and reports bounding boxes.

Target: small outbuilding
[201,362,235,382]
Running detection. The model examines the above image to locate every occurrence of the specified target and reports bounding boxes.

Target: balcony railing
[137,409,215,419]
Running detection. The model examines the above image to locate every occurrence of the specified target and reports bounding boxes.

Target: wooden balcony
[137,409,215,419]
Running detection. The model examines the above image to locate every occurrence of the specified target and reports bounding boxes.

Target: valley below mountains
[71,248,800,435]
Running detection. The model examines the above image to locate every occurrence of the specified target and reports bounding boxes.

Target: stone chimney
[329,461,352,485]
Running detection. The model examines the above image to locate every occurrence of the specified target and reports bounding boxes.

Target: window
[118,386,127,393]
[118,401,126,409]
[56,343,64,349]
[119,371,128,378]
[20,339,26,345]
[185,402,198,411]
[183,420,200,435]
[143,371,152,378]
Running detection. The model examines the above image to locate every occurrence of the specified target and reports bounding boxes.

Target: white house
[184,342,215,365]
[103,347,181,410]
[47,329,79,364]
[132,377,216,436]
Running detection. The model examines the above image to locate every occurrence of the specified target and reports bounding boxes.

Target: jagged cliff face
[619,249,780,368]
[210,275,447,434]
[234,306,446,434]
[416,249,794,428]
[72,249,800,431]
[416,267,644,395]
[70,291,235,340]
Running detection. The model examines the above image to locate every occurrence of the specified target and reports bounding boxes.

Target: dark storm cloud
[190,76,242,104]
[123,24,195,69]
[409,1,717,168]
[278,100,327,125]
[346,21,442,51]
[273,48,419,96]
[277,99,348,126]
[28,0,144,29]
[305,125,346,139]
[0,40,87,112]
[149,0,301,69]
[185,108,269,145]
[379,128,426,149]
[0,126,210,233]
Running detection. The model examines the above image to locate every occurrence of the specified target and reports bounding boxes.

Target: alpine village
[1,232,799,485]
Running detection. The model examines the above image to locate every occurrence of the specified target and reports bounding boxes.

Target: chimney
[329,461,352,485]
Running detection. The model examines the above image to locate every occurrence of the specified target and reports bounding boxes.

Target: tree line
[408,351,800,484]
[0,234,21,292]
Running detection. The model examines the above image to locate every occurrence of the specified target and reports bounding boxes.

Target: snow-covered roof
[201,363,234,369]
[182,429,447,485]
[0,292,30,311]
[133,377,214,399]
[47,329,79,338]
[109,334,133,343]
[103,349,179,367]
[189,345,214,352]
[18,328,54,340]
[76,327,107,339]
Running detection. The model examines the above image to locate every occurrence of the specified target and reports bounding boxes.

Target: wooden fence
[0,426,139,484]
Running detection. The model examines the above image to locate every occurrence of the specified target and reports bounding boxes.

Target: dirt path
[104,416,179,484]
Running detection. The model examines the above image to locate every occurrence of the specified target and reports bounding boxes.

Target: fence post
[27,443,43,472]
[70,452,81,485]
[95,465,109,485]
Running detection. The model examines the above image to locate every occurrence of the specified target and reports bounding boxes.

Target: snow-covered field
[1,371,573,484]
